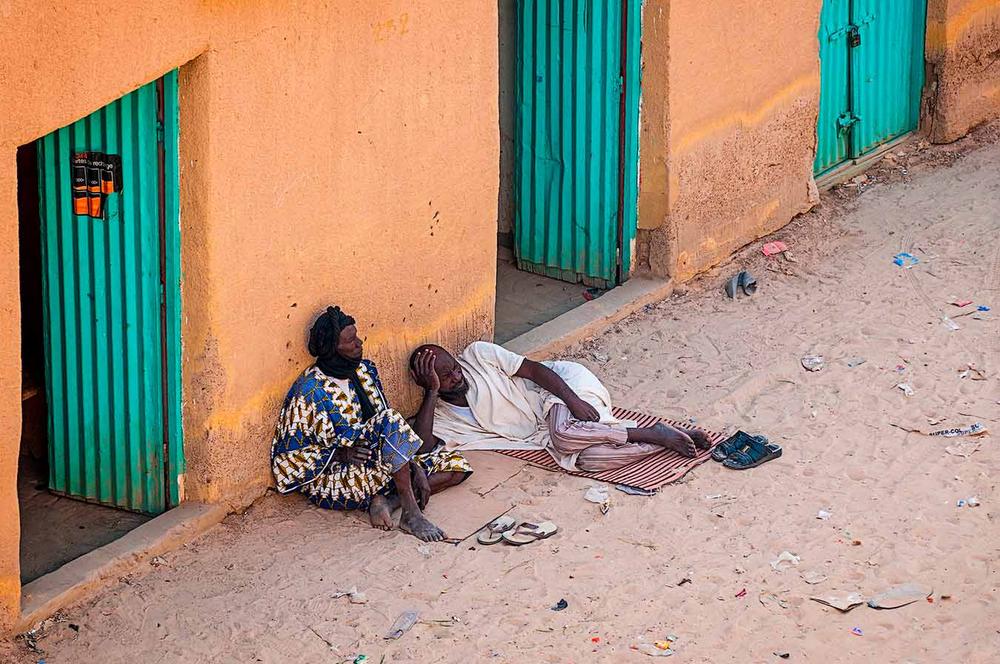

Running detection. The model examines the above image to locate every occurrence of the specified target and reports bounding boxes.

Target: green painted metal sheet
[815,0,926,174]
[851,0,926,156]
[620,0,641,279]
[37,73,181,514]
[815,0,852,174]
[514,0,640,287]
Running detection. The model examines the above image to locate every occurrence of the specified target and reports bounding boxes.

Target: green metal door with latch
[37,71,183,514]
[814,0,926,175]
[514,0,641,287]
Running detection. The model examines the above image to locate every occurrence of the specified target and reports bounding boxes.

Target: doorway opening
[495,0,642,344]
[16,72,182,584]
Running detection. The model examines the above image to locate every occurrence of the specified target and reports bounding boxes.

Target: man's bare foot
[399,508,445,542]
[681,426,712,450]
[652,423,698,457]
[369,495,394,531]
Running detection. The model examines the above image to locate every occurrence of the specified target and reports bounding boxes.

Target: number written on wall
[71,152,122,219]
[372,13,409,42]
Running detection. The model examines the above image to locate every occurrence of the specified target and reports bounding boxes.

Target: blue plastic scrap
[978,305,991,312]
[893,252,919,267]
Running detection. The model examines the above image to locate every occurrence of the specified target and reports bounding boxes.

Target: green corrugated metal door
[814,0,926,175]
[514,0,641,287]
[36,72,182,514]
[851,0,926,155]
[814,0,852,174]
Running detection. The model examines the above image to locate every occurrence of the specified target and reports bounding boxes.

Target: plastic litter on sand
[930,423,986,438]
[893,252,919,267]
[771,551,801,571]
[801,355,825,372]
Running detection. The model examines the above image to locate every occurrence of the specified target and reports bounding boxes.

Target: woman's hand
[410,349,441,394]
[566,396,600,422]
[333,446,372,466]
[411,462,432,509]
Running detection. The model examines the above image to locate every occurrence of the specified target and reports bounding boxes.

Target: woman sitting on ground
[270,305,472,542]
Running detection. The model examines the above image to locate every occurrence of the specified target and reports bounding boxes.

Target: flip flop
[739,270,758,296]
[501,521,559,546]
[712,431,770,462]
[722,437,782,470]
[476,515,517,545]
[725,273,741,299]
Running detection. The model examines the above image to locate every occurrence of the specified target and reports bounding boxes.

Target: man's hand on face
[566,395,600,422]
[334,446,372,465]
[411,349,441,394]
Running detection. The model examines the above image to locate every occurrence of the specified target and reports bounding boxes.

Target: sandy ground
[6,127,1000,663]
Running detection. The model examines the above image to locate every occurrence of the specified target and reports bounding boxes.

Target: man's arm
[514,359,600,422]
[409,349,443,454]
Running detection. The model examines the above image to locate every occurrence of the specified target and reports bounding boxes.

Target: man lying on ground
[270,305,472,541]
[407,341,710,472]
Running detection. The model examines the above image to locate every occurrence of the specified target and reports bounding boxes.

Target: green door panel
[514,0,640,286]
[37,72,181,514]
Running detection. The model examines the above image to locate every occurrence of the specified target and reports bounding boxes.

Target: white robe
[433,341,622,470]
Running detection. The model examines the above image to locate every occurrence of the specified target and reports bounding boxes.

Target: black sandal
[722,437,782,470]
[712,431,768,462]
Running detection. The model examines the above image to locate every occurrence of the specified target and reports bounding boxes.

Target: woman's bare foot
[399,508,445,542]
[369,495,395,531]
[651,423,698,457]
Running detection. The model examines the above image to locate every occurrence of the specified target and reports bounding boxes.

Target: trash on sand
[978,305,991,312]
[930,422,986,438]
[551,599,568,611]
[895,383,915,397]
[802,570,828,585]
[150,556,168,567]
[945,440,981,458]
[677,577,692,586]
[385,610,420,640]
[851,627,864,637]
[759,592,790,610]
[353,656,368,664]
[810,592,865,612]
[846,357,866,368]
[942,316,961,331]
[584,486,611,514]
[957,364,987,380]
[801,355,825,372]
[817,510,832,520]
[866,583,932,609]
[417,544,432,557]
[771,551,801,572]
[333,586,368,605]
[774,652,791,659]
[762,241,789,257]
[957,496,980,508]
[951,299,974,307]
[893,252,919,267]
[634,643,674,657]
[616,484,657,496]
[735,588,747,598]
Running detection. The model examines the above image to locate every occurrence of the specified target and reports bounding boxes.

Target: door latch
[848,25,861,48]
[837,111,860,133]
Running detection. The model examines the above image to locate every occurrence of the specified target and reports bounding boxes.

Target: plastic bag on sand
[770,551,801,572]
[385,611,419,640]
[810,592,865,612]
[867,583,932,609]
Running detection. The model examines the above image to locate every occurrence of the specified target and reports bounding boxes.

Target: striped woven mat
[497,407,725,491]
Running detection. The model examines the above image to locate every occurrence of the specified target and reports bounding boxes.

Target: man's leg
[548,404,699,466]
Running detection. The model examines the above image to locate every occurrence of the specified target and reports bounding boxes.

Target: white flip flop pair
[476,515,559,546]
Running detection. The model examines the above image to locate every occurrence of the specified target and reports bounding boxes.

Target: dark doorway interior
[16,142,149,585]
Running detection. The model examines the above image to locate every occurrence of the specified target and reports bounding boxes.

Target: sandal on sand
[712,431,767,462]
[723,437,782,470]
[476,515,517,545]
[501,521,559,546]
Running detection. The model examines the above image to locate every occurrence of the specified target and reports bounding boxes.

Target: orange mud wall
[637,1,822,281]
[0,0,498,631]
[926,0,1000,142]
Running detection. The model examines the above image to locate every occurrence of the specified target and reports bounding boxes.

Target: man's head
[410,344,468,399]
[308,305,363,362]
